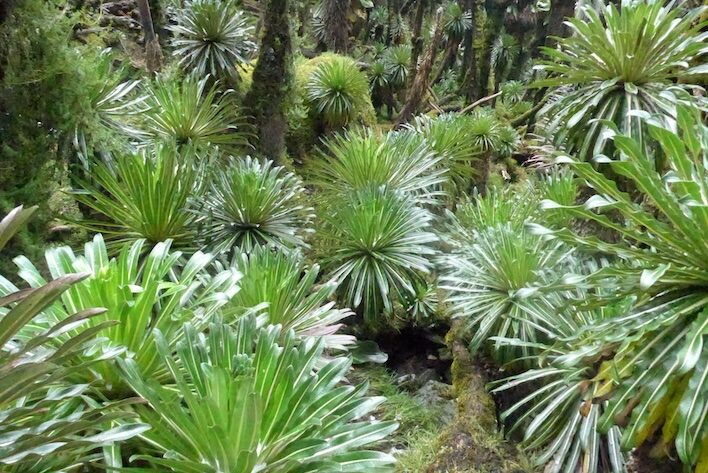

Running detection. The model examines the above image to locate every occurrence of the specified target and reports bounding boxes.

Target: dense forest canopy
[0,0,706,472]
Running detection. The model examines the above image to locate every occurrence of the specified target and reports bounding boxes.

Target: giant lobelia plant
[9,234,240,397]
[0,207,148,471]
[118,317,398,472]
[529,104,708,469]
[534,0,707,163]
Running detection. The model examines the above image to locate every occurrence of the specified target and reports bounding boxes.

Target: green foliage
[368,60,389,90]
[171,0,256,79]
[73,49,143,163]
[530,104,708,468]
[398,113,482,202]
[443,2,473,40]
[490,33,520,82]
[466,109,503,153]
[383,45,412,89]
[441,222,573,365]
[9,234,240,397]
[318,187,437,326]
[306,56,371,128]
[135,75,249,151]
[197,156,313,255]
[496,125,521,158]
[288,54,376,155]
[0,1,132,214]
[499,81,526,104]
[71,145,203,253]
[227,248,355,349]
[400,277,442,322]
[489,286,628,473]
[0,207,148,472]
[119,318,398,472]
[312,130,447,205]
[535,0,707,162]
[450,185,539,237]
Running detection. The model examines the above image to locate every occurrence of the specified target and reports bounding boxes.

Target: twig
[459,91,502,114]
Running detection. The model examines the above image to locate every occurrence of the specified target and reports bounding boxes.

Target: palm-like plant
[449,185,540,239]
[441,223,574,366]
[500,80,526,104]
[490,33,520,86]
[11,234,240,397]
[490,288,629,473]
[312,131,447,206]
[384,45,411,89]
[368,60,389,90]
[466,109,503,153]
[74,49,145,163]
[496,125,521,158]
[319,186,438,325]
[119,318,398,472]
[170,0,256,79]
[443,2,472,40]
[306,57,370,128]
[227,248,355,350]
[197,156,313,255]
[0,207,148,471]
[400,113,483,202]
[136,76,249,151]
[534,0,707,162]
[526,104,708,468]
[401,276,441,321]
[71,144,202,253]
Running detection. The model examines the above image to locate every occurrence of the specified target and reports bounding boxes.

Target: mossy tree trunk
[136,0,162,73]
[409,0,427,72]
[395,7,444,126]
[425,320,527,472]
[243,0,293,162]
[459,0,484,102]
[322,0,350,53]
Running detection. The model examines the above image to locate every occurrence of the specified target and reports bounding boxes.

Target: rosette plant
[0,207,148,472]
[490,283,630,473]
[10,234,240,397]
[197,156,313,255]
[170,0,256,80]
[118,318,398,472]
[136,75,249,151]
[383,45,411,89]
[71,144,203,253]
[441,222,574,365]
[227,248,355,350]
[534,0,707,162]
[306,57,371,129]
[530,104,708,469]
[318,186,438,325]
[312,130,447,206]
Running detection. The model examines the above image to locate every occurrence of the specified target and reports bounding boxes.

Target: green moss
[348,365,450,472]
[422,324,533,473]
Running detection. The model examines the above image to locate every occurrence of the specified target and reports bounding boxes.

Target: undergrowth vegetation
[0,0,706,472]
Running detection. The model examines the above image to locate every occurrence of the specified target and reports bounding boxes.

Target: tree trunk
[459,0,482,102]
[243,0,293,162]
[410,0,427,72]
[0,0,14,26]
[432,37,461,85]
[323,0,350,53]
[395,7,444,126]
[136,0,162,73]
[530,0,575,56]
